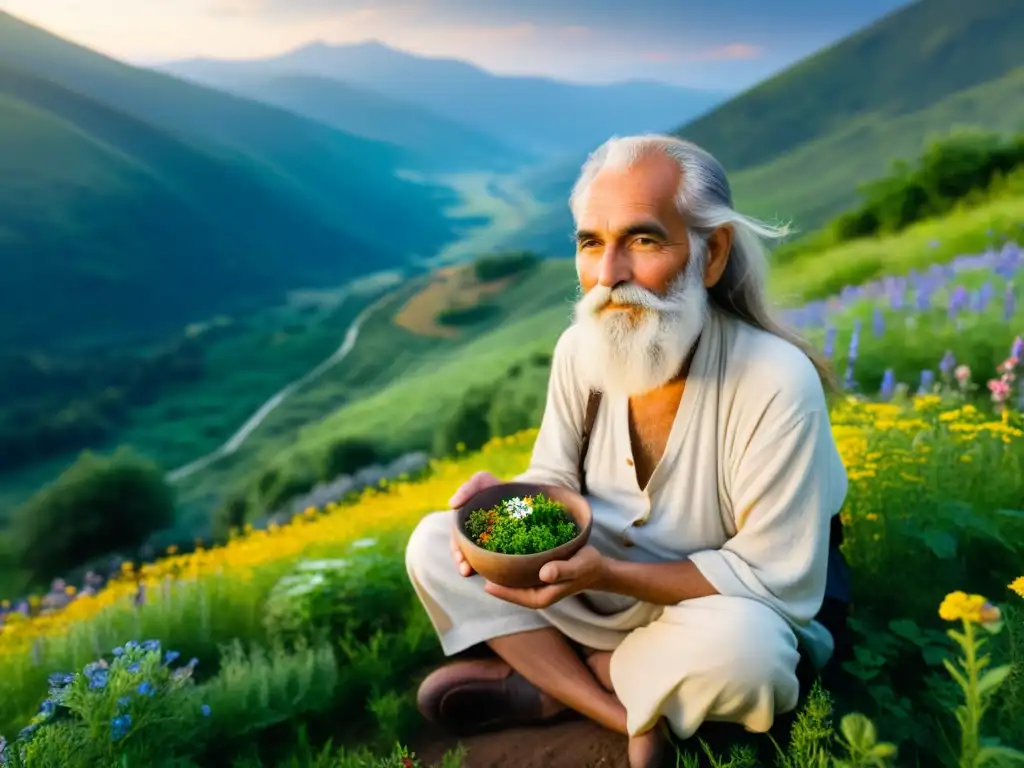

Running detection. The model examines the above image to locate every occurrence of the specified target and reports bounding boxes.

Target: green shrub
[471,251,539,282]
[1,640,212,767]
[9,448,174,583]
[319,439,383,482]
[833,130,1024,241]
[487,360,549,439]
[263,550,410,652]
[434,303,498,327]
[433,383,495,456]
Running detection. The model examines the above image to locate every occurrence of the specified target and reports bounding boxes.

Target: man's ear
[703,225,733,288]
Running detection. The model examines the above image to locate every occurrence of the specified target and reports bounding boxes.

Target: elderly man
[405,134,850,767]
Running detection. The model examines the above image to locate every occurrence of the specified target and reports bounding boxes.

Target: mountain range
[496,0,1024,256]
[159,41,727,158]
[3,0,1023,352]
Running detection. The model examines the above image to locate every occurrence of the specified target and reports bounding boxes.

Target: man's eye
[578,239,600,249]
[633,237,658,247]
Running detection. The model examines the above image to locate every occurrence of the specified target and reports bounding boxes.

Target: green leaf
[976,744,1024,765]
[943,658,969,690]
[923,529,957,558]
[976,665,1012,698]
[869,742,899,759]
[888,618,922,642]
[922,644,950,666]
[840,712,878,749]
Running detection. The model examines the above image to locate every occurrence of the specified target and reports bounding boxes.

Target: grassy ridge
[677,0,1024,177]
[728,68,1024,227]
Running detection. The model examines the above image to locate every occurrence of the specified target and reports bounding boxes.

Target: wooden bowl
[454,482,592,588]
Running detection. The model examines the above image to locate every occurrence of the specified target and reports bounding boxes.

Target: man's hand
[448,471,501,577]
[484,545,607,609]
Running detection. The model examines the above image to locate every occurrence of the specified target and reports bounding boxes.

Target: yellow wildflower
[939,591,1001,624]
[1010,577,1024,599]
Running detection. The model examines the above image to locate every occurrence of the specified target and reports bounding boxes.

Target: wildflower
[503,496,534,520]
[872,307,884,337]
[938,591,1001,625]
[822,326,837,359]
[1010,576,1024,599]
[954,365,971,386]
[137,681,155,697]
[200,704,211,717]
[879,368,896,400]
[939,350,956,377]
[917,369,935,395]
[110,714,131,742]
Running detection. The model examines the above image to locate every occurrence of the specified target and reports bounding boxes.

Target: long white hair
[569,134,835,390]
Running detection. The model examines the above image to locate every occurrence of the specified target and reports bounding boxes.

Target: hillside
[159,41,727,157]
[173,186,1024,517]
[0,67,396,350]
[166,72,532,172]
[0,11,459,271]
[495,0,1024,254]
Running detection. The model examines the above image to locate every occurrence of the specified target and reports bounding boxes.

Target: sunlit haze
[2,0,911,89]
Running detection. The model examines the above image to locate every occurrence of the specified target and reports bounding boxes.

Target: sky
[2,0,914,90]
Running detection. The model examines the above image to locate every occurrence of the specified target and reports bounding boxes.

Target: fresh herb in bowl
[464,493,579,555]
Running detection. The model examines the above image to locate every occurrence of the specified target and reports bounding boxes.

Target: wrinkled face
[571,151,730,397]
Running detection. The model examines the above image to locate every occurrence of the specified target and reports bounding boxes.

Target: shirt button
[632,518,646,527]
[626,458,634,466]
[622,534,634,547]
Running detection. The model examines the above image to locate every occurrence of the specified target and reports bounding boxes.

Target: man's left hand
[484,545,608,609]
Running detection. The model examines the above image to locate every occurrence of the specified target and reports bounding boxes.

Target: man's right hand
[448,471,501,577]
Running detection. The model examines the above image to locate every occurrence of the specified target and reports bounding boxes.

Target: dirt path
[413,719,633,768]
[164,289,398,483]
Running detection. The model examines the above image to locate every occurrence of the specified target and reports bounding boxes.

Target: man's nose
[597,244,631,287]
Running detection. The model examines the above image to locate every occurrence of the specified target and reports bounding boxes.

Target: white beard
[572,257,708,398]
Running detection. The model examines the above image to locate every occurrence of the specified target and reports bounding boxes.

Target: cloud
[697,43,763,60]
[641,43,763,63]
[560,25,592,38]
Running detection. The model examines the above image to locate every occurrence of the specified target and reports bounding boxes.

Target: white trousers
[405,510,802,739]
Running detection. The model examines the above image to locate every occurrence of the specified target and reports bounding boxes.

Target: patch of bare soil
[412,719,632,768]
[393,267,514,338]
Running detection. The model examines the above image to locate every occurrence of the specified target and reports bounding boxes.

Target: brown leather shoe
[416,658,573,736]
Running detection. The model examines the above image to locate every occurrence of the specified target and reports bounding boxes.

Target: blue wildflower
[918,370,935,395]
[141,640,161,652]
[110,714,132,742]
[127,663,141,674]
[872,307,885,337]
[112,646,125,657]
[822,326,837,359]
[200,704,211,717]
[117,696,132,709]
[164,651,180,665]
[939,351,956,377]
[48,672,75,688]
[88,669,109,690]
[880,369,896,400]
[1012,336,1024,360]
[38,699,56,717]
[138,681,155,697]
